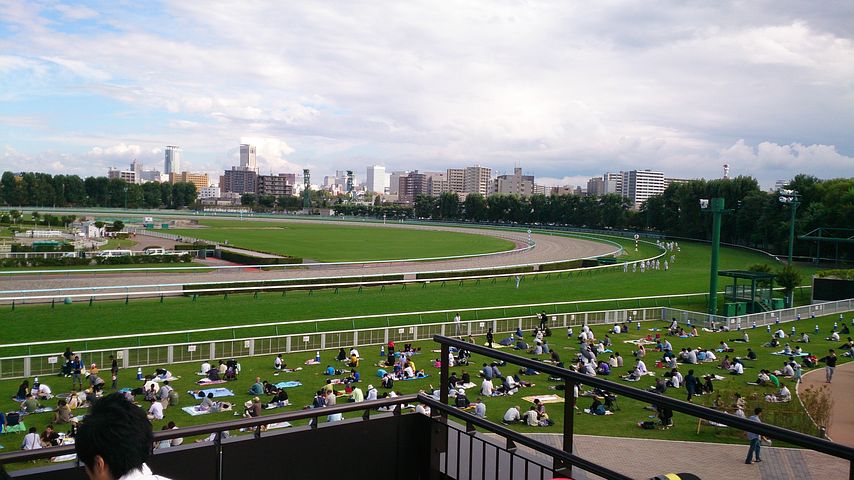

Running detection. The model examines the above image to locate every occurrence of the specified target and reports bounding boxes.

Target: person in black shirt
[486,328,494,348]
[824,350,838,383]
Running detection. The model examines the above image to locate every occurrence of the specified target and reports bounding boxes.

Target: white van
[97,250,133,258]
[143,247,165,255]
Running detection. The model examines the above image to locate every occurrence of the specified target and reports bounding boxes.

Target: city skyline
[1,1,853,189]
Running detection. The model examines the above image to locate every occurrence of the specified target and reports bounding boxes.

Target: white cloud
[0,1,852,185]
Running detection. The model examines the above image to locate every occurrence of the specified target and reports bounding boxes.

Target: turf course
[0,237,815,352]
[167,219,516,261]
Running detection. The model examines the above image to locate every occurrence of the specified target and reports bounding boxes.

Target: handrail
[0,394,419,465]
[418,394,632,480]
[432,335,854,463]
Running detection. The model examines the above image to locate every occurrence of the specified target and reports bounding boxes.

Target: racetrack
[0,219,619,299]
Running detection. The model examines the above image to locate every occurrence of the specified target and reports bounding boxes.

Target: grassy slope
[167,219,515,261]
[0,313,849,457]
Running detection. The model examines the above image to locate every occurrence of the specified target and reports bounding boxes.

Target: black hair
[75,394,153,479]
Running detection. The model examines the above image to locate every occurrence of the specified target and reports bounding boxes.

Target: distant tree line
[0,171,198,209]
[338,174,854,260]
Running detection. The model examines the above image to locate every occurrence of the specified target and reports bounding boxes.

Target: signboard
[302,336,310,343]
[116,351,124,360]
[48,356,58,364]
[187,345,197,353]
[398,328,405,334]
[244,340,251,348]
[479,322,485,327]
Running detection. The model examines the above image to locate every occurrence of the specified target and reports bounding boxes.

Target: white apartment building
[464,166,491,197]
[198,185,222,199]
[107,168,137,184]
[492,167,536,196]
[621,169,665,209]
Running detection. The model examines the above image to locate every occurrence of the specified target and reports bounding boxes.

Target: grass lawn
[0,238,815,354]
[167,219,515,262]
[0,312,849,462]
[99,238,138,250]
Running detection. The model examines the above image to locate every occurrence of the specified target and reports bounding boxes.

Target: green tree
[437,192,460,219]
[112,220,125,232]
[776,265,803,308]
[464,193,487,221]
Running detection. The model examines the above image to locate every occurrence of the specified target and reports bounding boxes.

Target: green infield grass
[167,219,516,262]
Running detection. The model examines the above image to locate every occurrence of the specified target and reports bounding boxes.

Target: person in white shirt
[349,348,360,358]
[36,383,52,400]
[469,398,486,418]
[481,378,494,396]
[403,365,415,378]
[730,362,744,375]
[415,403,431,416]
[613,324,621,334]
[523,407,539,426]
[199,361,211,375]
[503,406,522,423]
[147,399,164,421]
[583,362,596,376]
[635,359,647,374]
[778,384,791,402]
[274,355,283,370]
[365,385,378,401]
[21,427,42,450]
[781,362,795,377]
[774,329,786,339]
[830,331,840,341]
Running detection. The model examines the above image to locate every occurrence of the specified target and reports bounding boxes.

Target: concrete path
[798,356,854,447]
[525,433,850,480]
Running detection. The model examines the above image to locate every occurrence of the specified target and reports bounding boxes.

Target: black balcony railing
[432,334,854,479]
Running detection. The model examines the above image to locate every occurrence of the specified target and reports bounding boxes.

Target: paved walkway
[524,433,850,480]
[798,356,854,447]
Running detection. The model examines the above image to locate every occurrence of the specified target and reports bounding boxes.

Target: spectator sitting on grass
[20,393,40,414]
[248,377,264,395]
[503,405,522,424]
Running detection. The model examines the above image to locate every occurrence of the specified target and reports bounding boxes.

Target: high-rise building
[257,175,294,197]
[107,168,136,184]
[168,172,210,189]
[388,171,408,195]
[492,168,536,196]
[446,168,465,193]
[164,146,181,175]
[587,177,606,197]
[603,172,622,196]
[550,185,576,196]
[366,165,388,194]
[464,166,491,196]
[222,167,258,194]
[239,144,257,171]
[622,170,665,209]
[398,171,435,202]
[198,185,221,199]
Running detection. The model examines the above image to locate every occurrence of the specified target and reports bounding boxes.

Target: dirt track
[0,220,618,298]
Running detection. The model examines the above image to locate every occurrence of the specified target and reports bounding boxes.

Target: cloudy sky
[1,1,852,188]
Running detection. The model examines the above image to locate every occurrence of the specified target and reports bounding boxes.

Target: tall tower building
[464,166,491,196]
[164,146,181,175]
[366,165,387,194]
[240,144,257,171]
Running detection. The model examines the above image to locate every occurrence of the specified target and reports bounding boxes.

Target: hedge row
[183,274,406,295]
[218,249,302,265]
[0,253,192,268]
[415,265,535,280]
[815,269,854,281]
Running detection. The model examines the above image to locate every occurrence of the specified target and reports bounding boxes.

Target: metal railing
[432,335,854,479]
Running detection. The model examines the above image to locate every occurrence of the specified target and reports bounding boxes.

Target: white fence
[0,297,850,381]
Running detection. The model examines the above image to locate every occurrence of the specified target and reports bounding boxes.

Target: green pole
[708,198,725,315]
[787,198,799,265]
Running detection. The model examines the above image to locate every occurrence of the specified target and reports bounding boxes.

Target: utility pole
[702,198,725,315]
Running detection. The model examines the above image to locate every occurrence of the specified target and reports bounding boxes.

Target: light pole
[778,189,800,265]
[701,198,726,315]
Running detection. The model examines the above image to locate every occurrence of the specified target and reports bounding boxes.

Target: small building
[72,221,105,239]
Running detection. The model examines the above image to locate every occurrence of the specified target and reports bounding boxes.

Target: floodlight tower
[778,189,801,265]
[302,169,311,208]
[701,198,726,315]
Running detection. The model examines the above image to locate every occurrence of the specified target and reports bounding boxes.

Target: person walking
[454,313,461,336]
[110,355,119,390]
[825,349,837,383]
[539,311,548,330]
[745,407,764,464]
[685,369,698,402]
[486,328,494,348]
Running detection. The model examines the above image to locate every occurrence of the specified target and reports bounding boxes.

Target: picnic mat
[29,407,54,414]
[273,381,302,389]
[771,351,810,357]
[622,339,656,346]
[187,388,234,398]
[181,403,233,416]
[402,375,429,381]
[196,379,227,386]
[483,343,509,349]
[522,394,564,404]
[304,359,321,365]
[2,422,27,434]
[153,376,180,382]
